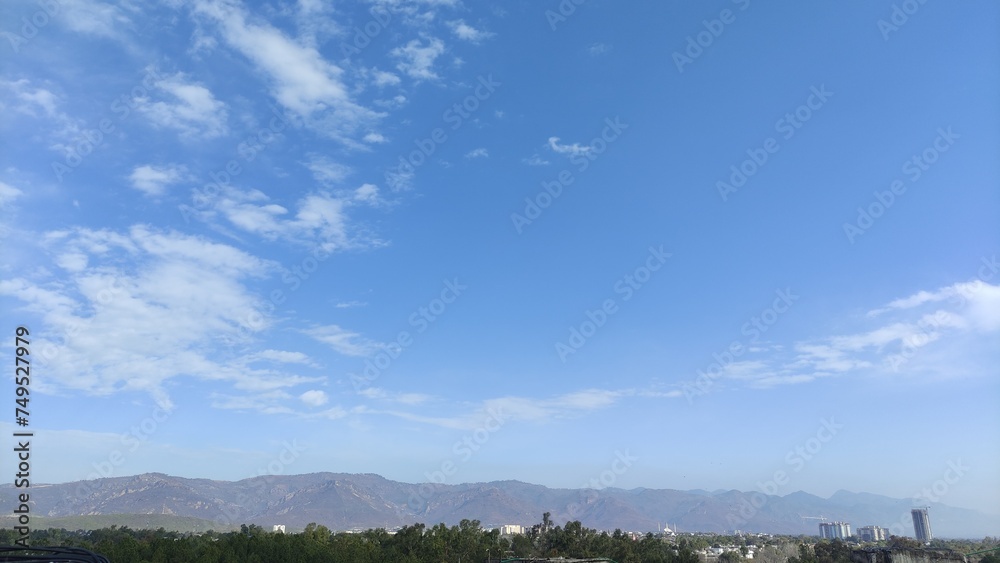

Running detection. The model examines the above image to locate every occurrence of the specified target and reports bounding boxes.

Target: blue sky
[1,0,999,520]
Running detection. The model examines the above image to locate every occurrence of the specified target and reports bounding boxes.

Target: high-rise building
[912,508,932,543]
[858,526,886,542]
[819,522,851,539]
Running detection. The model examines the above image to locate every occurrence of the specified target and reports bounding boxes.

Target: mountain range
[3,473,997,538]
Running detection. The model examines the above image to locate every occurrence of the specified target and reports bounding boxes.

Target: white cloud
[0,79,59,117]
[244,349,315,366]
[363,132,387,144]
[447,20,494,43]
[385,168,414,192]
[137,72,228,139]
[56,0,132,40]
[129,164,187,196]
[0,79,82,142]
[202,187,373,253]
[193,0,382,144]
[0,226,330,409]
[588,43,611,56]
[353,183,381,205]
[377,388,632,431]
[358,387,432,406]
[0,181,24,206]
[464,147,488,159]
[672,280,1000,398]
[304,324,382,357]
[391,37,446,81]
[299,389,329,407]
[523,154,549,166]
[548,136,592,157]
[372,70,401,88]
[305,156,351,186]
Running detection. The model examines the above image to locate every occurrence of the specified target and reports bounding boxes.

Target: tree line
[0,516,995,563]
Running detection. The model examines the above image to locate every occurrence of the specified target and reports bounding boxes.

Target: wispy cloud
[683,280,1000,394]
[305,156,352,186]
[391,37,446,81]
[0,226,332,409]
[447,20,494,43]
[523,154,549,166]
[137,72,228,139]
[0,181,24,206]
[548,136,592,157]
[588,43,611,56]
[195,186,383,252]
[464,147,488,159]
[129,164,188,196]
[192,0,382,144]
[303,324,383,357]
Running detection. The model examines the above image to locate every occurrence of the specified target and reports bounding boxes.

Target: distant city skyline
[0,0,997,517]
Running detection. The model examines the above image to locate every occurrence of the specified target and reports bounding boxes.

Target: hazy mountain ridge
[3,473,996,537]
